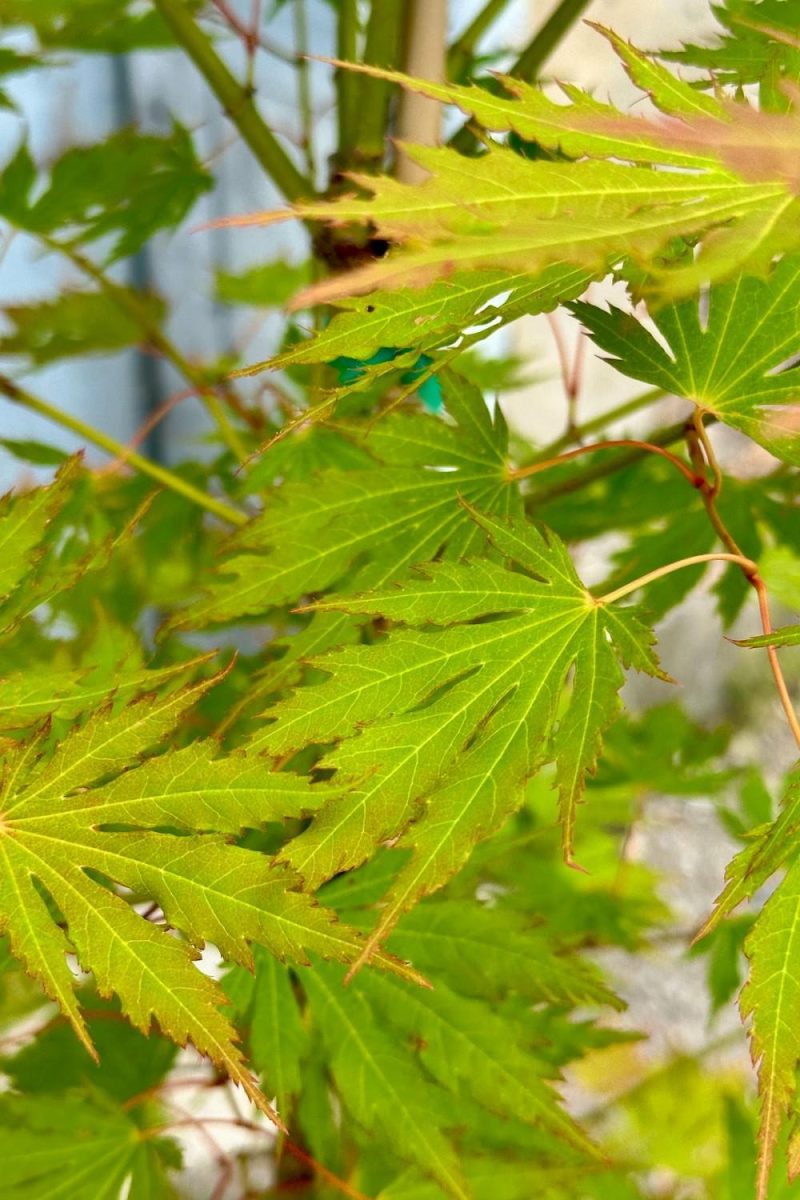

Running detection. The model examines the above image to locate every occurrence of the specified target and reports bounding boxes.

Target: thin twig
[686,409,800,749]
[100,387,193,473]
[0,375,248,528]
[507,438,704,488]
[50,239,249,462]
[153,0,312,203]
[293,0,317,181]
[155,1116,370,1200]
[594,552,760,606]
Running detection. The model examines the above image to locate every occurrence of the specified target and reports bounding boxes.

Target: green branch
[353,0,406,168]
[513,0,592,81]
[153,0,311,203]
[294,0,316,182]
[335,0,360,166]
[447,0,514,79]
[0,375,248,528]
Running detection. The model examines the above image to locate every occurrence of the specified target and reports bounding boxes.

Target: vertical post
[395,0,448,184]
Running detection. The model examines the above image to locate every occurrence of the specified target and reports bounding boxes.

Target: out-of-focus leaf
[0,127,212,260]
[0,0,201,52]
[0,1092,181,1199]
[0,289,166,365]
[215,260,311,307]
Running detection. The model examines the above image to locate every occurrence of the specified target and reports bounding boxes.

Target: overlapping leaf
[0,461,153,637]
[665,0,800,88]
[170,375,521,677]
[0,675,419,1123]
[260,142,787,310]
[238,264,590,390]
[0,456,79,617]
[571,254,800,466]
[244,865,625,1197]
[229,28,800,344]
[254,506,662,962]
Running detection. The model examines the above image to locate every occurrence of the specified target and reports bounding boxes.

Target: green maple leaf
[322,861,622,1010]
[356,967,598,1154]
[246,29,800,322]
[571,254,800,466]
[2,991,177,1103]
[0,1093,181,1199]
[303,961,470,1198]
[665,0,800,88]
[0,0,198,52]
[381,1161,634,1200]
[170,375,521,677]
[0,656,210,732]
[0,675,418,1124]
[0,455,80,614]
[740,847,800,1198]
[376,900,621,1011]
[0,288,167,367]
[736,624,800,648]
[256,506,662,956]
[698,766,800,940]
[0,126,212,261]
[270,142,786,310]
[239,264,590,388]
[0,460,154,638]
[303,944,604,1197]
[226,947,308,1119]
[319,32,723,167]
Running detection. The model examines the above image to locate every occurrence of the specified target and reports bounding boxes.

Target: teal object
[331,348,443,412]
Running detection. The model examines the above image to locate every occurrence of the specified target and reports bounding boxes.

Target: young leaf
[571,254,800,466]
[591,23,726,118]
[267,143,784,309]
[312,53,723,166]
[257,507,662,948]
